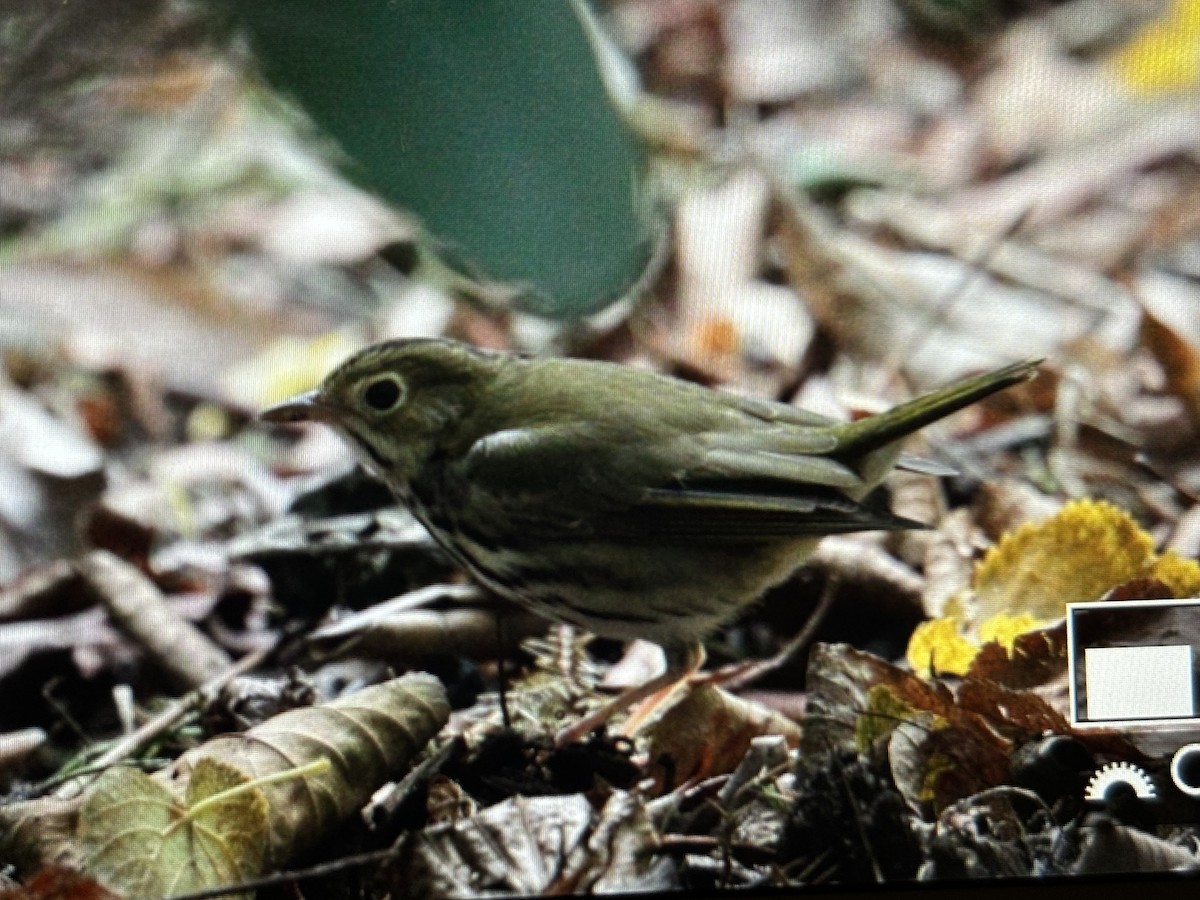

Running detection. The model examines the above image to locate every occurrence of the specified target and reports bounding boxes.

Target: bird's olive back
[479,356,788,441]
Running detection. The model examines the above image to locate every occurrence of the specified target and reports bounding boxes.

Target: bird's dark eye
[360,375,405,412]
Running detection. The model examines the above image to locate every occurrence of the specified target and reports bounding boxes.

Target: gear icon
[1085,761,1157,802]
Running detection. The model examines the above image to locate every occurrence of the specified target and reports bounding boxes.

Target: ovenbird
[264,339,1036,742]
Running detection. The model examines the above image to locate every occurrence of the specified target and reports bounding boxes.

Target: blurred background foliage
[227,0,654,319]
[0,0,656,322]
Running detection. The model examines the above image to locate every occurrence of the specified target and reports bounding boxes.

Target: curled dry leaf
[1138,302,1200,428]
[0,607,120,683]
[77,758,268,900]
[804,643,1081,812]
[170,671,449,866]
[918,509,978,619]
[886,468,947,571]
[0,796,82,877]
[1073,818,1200,874]
[642,683,801,793]
[389,791,676,898]
[0,728,48,770]
[808,536,925,613]
[971,479,1064,542]
[309,582,547,665]
[0,385,104,480]
[0,559,85,622]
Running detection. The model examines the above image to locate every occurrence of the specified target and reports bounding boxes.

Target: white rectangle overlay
[1084,644,1194,721]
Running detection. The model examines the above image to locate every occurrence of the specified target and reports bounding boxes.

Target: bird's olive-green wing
[458,422,921,542]
[626,486,922,538]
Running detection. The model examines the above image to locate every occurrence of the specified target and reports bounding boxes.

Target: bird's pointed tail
[830,359,1041,457]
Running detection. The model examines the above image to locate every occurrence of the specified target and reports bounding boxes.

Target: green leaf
[231,0,653,318]
[78,759,268,900]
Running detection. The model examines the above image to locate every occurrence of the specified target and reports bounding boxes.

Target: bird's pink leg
[554,643,705,746]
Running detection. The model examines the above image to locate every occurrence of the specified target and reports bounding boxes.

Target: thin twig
[494,608,511,730]
[694,573,839,693]
[881,210,1032,387]
[163,845,402,900]
[54,644,273,800]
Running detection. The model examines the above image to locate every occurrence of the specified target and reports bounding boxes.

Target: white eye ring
[359,374,406,413]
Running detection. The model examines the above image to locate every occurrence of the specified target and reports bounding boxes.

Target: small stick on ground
[696,572,840,694]
[55,644,272,800]
[79,550,231,688]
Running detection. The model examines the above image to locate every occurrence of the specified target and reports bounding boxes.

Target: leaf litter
[3,0,1200,895]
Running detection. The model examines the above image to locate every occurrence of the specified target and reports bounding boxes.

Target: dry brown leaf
[388,791,675,897]
[642,683,800,792]
[971,479,1064,542]
[0,728,48,771]
[1100,576,1174,603]
[309,583,547,664]
[888,714,1011,813]
[966,621,1068,689]
[0,797,83,878]
[171,672,449,866]
[0,561,85,622]
[0,264,284,400]
[803,642,959,756]
[955,679,1071,739]
[0,867,119,900]
[1139,301,1200,427]
[805,643,1090,812]
[1073,819,1200,874]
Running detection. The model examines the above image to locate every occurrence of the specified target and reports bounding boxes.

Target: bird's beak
[260,390,337,425]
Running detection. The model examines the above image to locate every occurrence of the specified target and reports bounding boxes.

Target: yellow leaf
[1111,0,1200,93]
[1149,550,1200,598]
[978,611,1043,651]
[222,329,365,408]
[856,684,920,749]
[906,617,979,677]
[973,499,1155,621]
[921,752,956,804]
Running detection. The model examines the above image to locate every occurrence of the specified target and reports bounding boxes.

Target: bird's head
[262,338,502,483]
